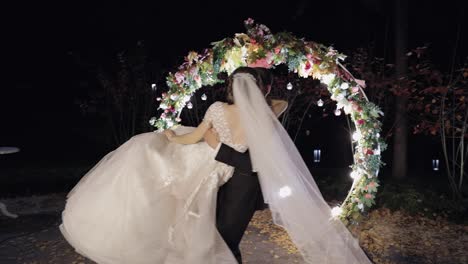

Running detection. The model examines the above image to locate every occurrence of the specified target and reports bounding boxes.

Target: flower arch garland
[150,19,387,223]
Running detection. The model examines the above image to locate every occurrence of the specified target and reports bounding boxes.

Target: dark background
[0,0,466,195]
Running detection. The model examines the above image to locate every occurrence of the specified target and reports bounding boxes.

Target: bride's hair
[226,67,272,106]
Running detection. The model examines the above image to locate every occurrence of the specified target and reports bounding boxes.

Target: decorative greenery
[150,19,386,222]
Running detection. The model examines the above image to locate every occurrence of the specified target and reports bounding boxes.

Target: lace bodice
[203,101,248,153]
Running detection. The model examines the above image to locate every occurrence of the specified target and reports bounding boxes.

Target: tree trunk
[392,0,408,179]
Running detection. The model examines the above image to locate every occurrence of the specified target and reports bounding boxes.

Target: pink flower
[352,86,360,93]
[248,58,271,69]
[326,47,338,57]
[175,72,185,84]
[175,117,182,122]
[161,113,167,118]
[365,194,373,199]
[306,53,313,59]
[355,79,366,88]
[274,47,281,54]
[369,182,376,187]
[366,149,374,155]
[357,119,365,125]
[162,93,167,98]
[244,18,254,25]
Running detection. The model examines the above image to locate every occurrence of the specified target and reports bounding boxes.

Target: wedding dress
[60,102,243,264]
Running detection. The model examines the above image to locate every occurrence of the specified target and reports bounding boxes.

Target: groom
[203,68,274,263]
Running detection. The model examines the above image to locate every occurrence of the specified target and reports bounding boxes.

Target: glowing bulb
[352,131,362,141]
[151,83,157,90]
[201,94,207,101]
[331,206,343,218]
[286,82,293,90]
[317,99,324,107]
[334,109,341,116]
[279,186,292,198]
[305,130,310,136]
[187,102,193,109]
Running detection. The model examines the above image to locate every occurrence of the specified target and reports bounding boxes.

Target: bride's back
[221,103,247,147]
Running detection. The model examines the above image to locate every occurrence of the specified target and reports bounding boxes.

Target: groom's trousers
[215,143,265,264]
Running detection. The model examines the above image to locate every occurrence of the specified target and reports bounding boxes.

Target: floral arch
[150,19,387,223]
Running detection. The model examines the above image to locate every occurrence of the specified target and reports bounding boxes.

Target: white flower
[340,82,349,90]
[358,203,364,211]
[331,206,343,218]
[170,94,179,101]
[352,131,362,141]
[321,74,336,86]
[159,103,168,110]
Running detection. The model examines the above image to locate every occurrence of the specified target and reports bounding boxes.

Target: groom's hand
[203,128,220,149]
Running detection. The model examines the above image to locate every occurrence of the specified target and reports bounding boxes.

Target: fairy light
[334,109,341,116]
[187,102,193,109]
[286,82,293,90]
[317,99,324,107]
[201,94,207,101]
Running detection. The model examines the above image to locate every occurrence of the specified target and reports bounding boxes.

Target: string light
[334,109,341,116]
[201,94,207,101]
[151,83,157,90]
[286,82,293,90]
[187,102,193,109]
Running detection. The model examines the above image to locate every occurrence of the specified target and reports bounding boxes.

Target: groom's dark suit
[215,143,265,263]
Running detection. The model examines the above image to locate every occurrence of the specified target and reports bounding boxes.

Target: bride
[60,67,371,264]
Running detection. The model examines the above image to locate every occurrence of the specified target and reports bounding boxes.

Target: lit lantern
[432,159,439,171]
[313,149,321,163]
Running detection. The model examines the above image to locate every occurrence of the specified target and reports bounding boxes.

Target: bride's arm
[271,99,288,117]
[164,121,211,145]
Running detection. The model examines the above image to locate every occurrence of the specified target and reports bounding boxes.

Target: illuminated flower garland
[150,19,387,223]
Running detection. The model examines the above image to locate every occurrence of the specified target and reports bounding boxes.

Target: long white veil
[232,73,372,264]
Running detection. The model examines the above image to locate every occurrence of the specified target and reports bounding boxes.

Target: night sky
[1,0,467,163]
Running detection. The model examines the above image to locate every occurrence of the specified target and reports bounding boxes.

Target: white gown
[60,102,244,264]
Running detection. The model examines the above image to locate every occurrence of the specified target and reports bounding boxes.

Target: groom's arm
[204,129,252,173]
[215,144,252,173]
